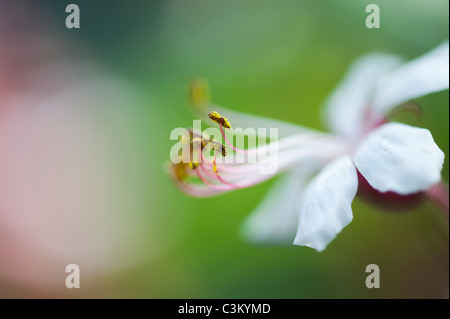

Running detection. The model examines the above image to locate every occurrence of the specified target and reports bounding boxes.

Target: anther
[189,162,199,170]
[191,137,207,149]
[208,111,231,129]
[188,78,210,109]
[171,162,189,180]
[208,138,228,157]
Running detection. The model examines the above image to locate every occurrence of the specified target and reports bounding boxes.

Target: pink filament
[195,166,231,191]
[220,123,254,154]
[192,126,277,191]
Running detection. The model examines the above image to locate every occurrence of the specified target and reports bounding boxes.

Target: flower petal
[323,53,403,140]
[241,168,317,244]
[353,122,445,195]
[373,40,449,115]
[294,156,358,252]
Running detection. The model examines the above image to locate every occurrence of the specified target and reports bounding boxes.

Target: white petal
[323,53,403,140]
[294,156,358,252]
[373,40,449,115]
[353,122,445,195]
[241,172,310,244]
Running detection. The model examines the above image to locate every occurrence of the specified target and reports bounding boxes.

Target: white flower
[169,41,448,252]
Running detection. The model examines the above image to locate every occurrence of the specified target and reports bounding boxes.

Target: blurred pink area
[0,2,149,297]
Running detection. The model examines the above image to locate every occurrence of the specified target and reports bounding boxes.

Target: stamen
[191,134,227,157]
[199,160,218,179]
[191,137,207,149]
[189,162,199,170]
[219,123,252,154]
[195,167,231,191]
[208,138,228,157]
[170,111,290,194]
[208,111,231,129]
[208,110,259,155]
[170,162,189,181]
[212,153,239,189]
[188,78,210,109]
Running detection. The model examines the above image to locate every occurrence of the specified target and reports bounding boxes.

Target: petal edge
[353,122,445,195]
[294,156,358,252]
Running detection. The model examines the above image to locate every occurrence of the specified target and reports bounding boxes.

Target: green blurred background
[3,0,449,298]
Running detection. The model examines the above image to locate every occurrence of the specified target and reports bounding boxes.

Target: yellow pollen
[188,78,210,109]
[208,138,227,157]
[191,137,207,149]
[171,162,188,180]
[189,162,199,170]
[208,111,231,129]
